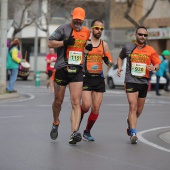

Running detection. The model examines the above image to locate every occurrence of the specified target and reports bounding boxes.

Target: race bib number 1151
[68,51,82,65]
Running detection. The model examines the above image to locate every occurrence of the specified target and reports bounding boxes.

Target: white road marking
[138,126,170,153]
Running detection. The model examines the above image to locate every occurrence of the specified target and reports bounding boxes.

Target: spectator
[45,48,57,92]
[6,38,26,93]
[155,50,170,96]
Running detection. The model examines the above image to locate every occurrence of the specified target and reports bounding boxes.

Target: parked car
[107,58,166,89]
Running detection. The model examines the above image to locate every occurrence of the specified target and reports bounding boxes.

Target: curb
[0,93,21,100]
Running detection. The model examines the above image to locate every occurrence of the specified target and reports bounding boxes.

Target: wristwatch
[154,67,157,71]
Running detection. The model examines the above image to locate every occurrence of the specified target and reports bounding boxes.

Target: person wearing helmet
[48,7,92,145]
[155,50,170,96]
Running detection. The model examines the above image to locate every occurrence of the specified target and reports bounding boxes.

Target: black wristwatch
[154,67,157,71]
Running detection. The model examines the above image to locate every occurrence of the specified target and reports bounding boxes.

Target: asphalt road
[0,80,170,170]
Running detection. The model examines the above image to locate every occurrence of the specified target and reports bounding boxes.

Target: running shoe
[50,124,59,140]
[83,130,95,141]
[130,133,138,144]
[126,118,131,136]
[69,131,82,144]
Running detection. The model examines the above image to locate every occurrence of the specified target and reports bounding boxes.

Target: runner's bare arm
[103,41,114,67]
[117,57,123,77]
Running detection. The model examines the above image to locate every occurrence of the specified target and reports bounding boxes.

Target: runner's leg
[85,91,103,131]
[52,82,66,125]
[126,92,138,130]
[69,81,83,133]
[79,91,92,128]
[136,97,146,118]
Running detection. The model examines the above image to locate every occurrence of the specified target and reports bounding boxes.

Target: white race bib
[68,51,82,65]
[50,62,55,68]
[131,63,146,77]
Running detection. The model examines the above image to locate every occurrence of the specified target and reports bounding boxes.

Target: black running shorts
[46,70,53,78]
[125,82,148,98]
[54,67,83,86]
[83,76,106,92]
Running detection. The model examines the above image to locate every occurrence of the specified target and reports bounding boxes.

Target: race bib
[131,62,146,77]
[68,51,82,65]
[50,62,55,68]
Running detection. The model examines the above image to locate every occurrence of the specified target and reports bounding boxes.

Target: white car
[107,58,166,89]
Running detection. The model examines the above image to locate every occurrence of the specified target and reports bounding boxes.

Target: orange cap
[72,7,85,20]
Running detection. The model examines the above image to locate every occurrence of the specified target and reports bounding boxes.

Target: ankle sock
[130,128,137,135]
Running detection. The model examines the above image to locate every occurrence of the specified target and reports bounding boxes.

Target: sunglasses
[137,33,148,37]
[92,26,104,31]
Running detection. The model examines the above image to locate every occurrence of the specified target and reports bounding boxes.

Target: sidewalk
[0,92,21,100]
[148,89,170,97]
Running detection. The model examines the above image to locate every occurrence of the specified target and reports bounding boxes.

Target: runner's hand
[117,68,123,77]
[63,36,75,46]
[85,44,93,51]
[147,65,156,71]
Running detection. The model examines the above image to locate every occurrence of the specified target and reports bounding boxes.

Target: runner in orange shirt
[48,7,92,144]
[117,26,161,144]
[79,19,113,141]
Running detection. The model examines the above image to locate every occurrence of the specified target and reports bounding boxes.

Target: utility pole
[0,0,8,93]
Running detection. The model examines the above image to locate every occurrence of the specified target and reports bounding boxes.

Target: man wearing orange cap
[48,7,92,144]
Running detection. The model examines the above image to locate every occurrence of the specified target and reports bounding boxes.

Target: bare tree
[36,0,109,33]
[124,0,157,28]
[9,0,36,38]
[8,0,108,39]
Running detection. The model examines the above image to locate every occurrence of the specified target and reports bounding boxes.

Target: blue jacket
[155,55,169,77]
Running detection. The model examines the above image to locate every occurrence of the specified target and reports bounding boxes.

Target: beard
[73,21,83,31]
[74,24,82,31]
[136,37,146,45]
[93,33,101,39]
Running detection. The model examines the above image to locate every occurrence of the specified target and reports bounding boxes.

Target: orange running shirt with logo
[65,26,90,65]
[85,40,113,75]
[130,45,161,78]
[119,43,161,84]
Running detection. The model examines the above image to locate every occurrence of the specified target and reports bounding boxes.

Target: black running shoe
[127,118,131,136]
[50,124,59,140]
[130,133,138,144]
[69,131,82,144]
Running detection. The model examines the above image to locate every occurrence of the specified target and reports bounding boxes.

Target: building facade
[109,0,170,55]
[7,0,170,72]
